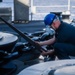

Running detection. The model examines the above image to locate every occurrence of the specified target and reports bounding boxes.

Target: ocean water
[0,0,75,21]
[31,0,75,20]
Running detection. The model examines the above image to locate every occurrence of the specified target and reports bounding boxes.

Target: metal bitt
[0,17,47,53]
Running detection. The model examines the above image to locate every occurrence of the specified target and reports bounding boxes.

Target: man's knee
[53,43,66,55]
[53,43,61,51]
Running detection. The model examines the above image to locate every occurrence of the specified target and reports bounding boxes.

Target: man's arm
[38,35,56,46]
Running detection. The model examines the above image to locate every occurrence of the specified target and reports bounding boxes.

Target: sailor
[37,13,75,59]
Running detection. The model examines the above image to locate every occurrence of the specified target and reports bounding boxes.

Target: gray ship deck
[0,21,46,75]
[0,20,73,75]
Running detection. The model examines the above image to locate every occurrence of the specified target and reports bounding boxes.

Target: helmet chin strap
[52,19,61,30]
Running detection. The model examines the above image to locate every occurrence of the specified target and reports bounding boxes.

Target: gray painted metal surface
[18,59,75,75]
[14,0,29,21]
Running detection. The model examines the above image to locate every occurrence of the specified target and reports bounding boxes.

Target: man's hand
[41,49,54,56]
[35,41,43,46]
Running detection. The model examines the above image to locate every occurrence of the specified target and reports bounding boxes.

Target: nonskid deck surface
[11,55,45,75]
[0,21,45,75]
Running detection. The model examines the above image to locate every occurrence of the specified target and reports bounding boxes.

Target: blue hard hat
[44,13,56,26]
